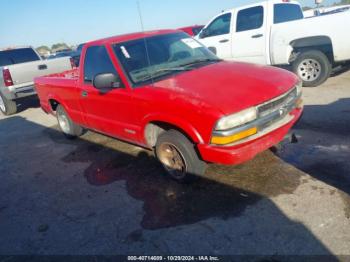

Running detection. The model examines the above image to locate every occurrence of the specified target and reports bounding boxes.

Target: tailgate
[7,57,72,86]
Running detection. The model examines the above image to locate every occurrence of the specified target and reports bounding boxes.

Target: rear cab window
[83,45,118,84]
[274,4,303,24]
[0,48,40,67]
[236,6,264,32]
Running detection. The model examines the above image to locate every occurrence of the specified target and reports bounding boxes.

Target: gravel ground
[0,69,350,257]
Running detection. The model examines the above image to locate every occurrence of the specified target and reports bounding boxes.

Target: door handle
[38,64,47,70]
[252,34,263,38]
[219,39,229,43]
[81,90,88,98]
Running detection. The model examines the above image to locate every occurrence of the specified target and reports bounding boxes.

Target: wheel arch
[47,95,68,113]
[289,36,334,63]
[142,115,203,147]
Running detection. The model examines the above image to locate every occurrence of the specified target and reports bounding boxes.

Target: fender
[46,93,67,113]
[141,113,204,144]
[47,93,85,126]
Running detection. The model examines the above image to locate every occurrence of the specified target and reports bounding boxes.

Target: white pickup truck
[196,0,350,87]
[0,47,73,115]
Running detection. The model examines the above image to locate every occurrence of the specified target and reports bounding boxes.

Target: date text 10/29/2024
[127,256,220,261]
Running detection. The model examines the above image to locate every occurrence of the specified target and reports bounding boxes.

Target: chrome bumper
[212,87,302,146]
[2,84,36,99]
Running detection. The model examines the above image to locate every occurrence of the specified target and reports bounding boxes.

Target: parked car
[0,47,74,115]
[76,43,85,54]
[196,0,350,87]
[178,25,204,36]
[48,50,80,67]
[35,30,303,182]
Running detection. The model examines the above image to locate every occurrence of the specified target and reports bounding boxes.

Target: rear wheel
[0,93,17,116]
[292,50,331,87]
[155,130,206,183]
[56,104,85,139]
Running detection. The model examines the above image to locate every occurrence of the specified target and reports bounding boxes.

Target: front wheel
[56,104,85,139]
[0,93,17,116]
[155,130,207,183]
[292,50,331,87]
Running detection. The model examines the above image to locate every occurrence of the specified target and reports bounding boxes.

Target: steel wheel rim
[0,95,5,112]
[297,58,321,82]
[57,111,70,134]
[158,143,187,179]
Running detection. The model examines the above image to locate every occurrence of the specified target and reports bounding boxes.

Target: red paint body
[35,30,302,165]
[178,25,204,36]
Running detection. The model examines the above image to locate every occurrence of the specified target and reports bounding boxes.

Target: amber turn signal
[211,127,258,145]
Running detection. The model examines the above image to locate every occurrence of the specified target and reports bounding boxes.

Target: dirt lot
[0,69,350,257]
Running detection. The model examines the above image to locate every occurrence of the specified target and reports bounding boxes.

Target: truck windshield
[0,48,40,67]
[274,4,304,24]
[113,32,220,86]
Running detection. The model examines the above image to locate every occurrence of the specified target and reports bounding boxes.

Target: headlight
[215,107,257,131]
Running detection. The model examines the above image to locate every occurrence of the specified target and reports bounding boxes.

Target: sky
[0,0,333,48]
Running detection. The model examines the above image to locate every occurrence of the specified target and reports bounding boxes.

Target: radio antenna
[137,0,154,87]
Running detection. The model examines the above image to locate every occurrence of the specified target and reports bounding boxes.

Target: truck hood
[153,61,299,115]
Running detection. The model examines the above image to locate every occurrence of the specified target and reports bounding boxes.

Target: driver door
[197,12,233,60]
[79,45,137,140]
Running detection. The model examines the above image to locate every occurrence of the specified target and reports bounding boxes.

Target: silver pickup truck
[0,47,73,115]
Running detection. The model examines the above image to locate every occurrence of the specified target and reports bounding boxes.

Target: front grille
[258,87,298,118]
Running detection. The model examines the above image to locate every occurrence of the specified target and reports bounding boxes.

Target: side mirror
[199,28,208,39]
[93,73,122,90]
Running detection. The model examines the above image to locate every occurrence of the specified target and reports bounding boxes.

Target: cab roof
[85,29,180,47]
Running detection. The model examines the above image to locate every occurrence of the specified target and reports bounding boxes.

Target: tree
[302,6,313,11]
[332,0,350,5]
[36,45,50,51]
[36,45,51,57]
[36,45,50,52]
[51,43,70,52]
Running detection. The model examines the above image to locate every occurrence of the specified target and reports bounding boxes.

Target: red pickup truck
[35,30,303,182]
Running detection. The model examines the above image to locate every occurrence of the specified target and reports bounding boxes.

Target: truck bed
[271,10,350,64]
[34,68,80,113]
[36,68,79,80]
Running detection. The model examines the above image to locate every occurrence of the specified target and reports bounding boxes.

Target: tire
[56,104,85,139]
[155,129,207,183]
[0,93,17,116]
[292,50,331,87]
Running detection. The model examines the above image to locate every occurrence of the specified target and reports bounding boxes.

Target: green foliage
[51,43,69,51]
[36,45,50,52]
[333,0,350,5]
[302,6,313,11]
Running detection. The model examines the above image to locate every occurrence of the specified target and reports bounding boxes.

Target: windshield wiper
[180,58,222,68]
[134,60,221,83]
[136,67,191,83]
[154,67,191,73]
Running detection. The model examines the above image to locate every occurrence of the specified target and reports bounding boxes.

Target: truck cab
[35,30,303,182]
[197,0,350,87]
[197,0,303,64]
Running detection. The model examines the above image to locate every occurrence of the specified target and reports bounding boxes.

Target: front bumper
[197,107,302,165]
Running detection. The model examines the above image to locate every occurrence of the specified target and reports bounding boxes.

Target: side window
[205,13,232,37]
[236,6,264,32]
[274,4,303,24]
[84,46,117,84]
